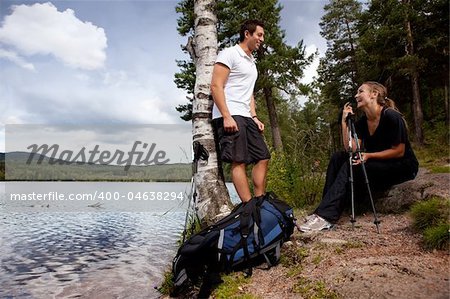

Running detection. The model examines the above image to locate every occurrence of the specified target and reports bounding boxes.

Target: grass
[157,270,175,296]
[429,165,450,173]
[412,121,449,174]
[293,277,340,299]
[410,198,444,231]
[423,223,450,250]
[413,124,449,173]
[280,246,309,268]
[312,253,324,265]
[212,272,257,299]
[410,197,450,250]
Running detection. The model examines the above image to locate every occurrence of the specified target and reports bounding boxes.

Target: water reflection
[1,208,184,298]
[0,182,237,298]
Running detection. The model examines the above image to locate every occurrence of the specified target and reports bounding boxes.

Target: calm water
[0,182,237,298]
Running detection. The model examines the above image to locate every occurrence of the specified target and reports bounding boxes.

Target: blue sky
[0,0,328,152]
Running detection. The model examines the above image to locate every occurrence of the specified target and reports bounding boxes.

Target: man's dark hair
[239,19,264,42]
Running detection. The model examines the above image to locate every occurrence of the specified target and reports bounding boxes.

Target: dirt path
[239,213,449,299]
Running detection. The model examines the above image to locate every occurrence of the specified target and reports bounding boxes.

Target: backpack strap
[239,199,258,276]
[262,240,281,267]
[253,195,265,247]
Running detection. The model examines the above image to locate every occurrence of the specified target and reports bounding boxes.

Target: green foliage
[158,271,175,296]
[0,161,4,181]
[423,223,449,251]
[334,241,364,254]
[312,253,324,265]
[414,122,450,171]
[319,0,449,142]
[429,166,450,174]
[410,198,446,231]
[174,0,315,122]
[212,272,256,299]
[280,246,307,277]
[178,215,202,246]
[317,0,362,106]
[410,197,450,250]
[293,277,339,299]
[266,150,325,209]
[5,157,191,182]
[174,60,196,121]
[266,95,336,209]
[175,0,195,36]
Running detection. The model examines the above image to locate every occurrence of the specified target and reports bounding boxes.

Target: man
[210,19,270,203]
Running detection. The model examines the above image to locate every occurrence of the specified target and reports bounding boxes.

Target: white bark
[192,0,232,225]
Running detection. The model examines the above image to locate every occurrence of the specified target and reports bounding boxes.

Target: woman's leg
[314,151,350,223]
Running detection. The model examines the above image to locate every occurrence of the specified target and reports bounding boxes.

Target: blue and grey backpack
[172,192,295,290]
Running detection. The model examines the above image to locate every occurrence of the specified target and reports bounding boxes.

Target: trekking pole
[349,121,381,234]
[346,115,357,230]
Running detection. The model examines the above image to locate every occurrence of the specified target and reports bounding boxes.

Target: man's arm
[250,95,264,132]
[210,63,238,132]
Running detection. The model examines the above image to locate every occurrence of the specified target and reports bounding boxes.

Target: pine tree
[317,0,362,107]
[175,0,314,151]
[358,0,430,144]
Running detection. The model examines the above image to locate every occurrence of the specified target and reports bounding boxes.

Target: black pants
[315,151,417,223]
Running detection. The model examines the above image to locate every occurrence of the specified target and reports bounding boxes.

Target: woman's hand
[352,152,371,165]
[342,102,354,124]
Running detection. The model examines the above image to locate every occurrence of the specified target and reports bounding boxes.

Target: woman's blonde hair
[363,81,408,128]
[362,81,399,111]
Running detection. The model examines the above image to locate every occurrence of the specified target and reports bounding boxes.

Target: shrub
[410,198,445,231]
[158,271,174,296]
[423,223,450,250]
[266,151,325,209]
[410,197,450,250]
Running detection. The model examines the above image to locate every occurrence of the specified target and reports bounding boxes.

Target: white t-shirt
[212,44,258,119]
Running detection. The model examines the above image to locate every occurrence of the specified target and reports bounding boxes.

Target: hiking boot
[299,214,333,232]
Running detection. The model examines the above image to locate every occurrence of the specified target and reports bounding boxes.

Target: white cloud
[0,49,35,71]
[0,2,107,70]
[0,63,185,126]
[301,44,320,84]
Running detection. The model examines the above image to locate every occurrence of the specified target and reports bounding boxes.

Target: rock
[375,168,450,213]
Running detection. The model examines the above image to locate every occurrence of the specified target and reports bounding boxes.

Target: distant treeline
[2,152,191,182]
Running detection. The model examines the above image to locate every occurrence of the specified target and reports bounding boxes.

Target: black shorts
[213,115,271,164]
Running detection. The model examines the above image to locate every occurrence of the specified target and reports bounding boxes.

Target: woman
[300,81,419,232]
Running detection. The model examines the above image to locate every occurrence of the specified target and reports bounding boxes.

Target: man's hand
[224,116,238,133]
[253,117,264,132]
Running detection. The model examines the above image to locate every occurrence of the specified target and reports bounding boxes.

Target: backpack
[172,192,295,290]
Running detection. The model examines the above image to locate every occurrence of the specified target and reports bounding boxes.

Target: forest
[174,0,449,209]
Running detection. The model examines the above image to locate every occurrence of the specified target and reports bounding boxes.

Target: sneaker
[303,214,315,223]
[299,214,333,232]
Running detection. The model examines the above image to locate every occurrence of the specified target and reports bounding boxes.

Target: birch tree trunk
[190,0,232,226]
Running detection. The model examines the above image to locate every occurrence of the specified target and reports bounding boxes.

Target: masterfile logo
[26,141,170,171]
[5,124,192,181]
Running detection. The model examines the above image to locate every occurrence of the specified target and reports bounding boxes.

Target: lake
[0,181,238,298]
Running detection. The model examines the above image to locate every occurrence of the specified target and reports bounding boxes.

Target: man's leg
[231,162,252,202]
[252,159,269,197]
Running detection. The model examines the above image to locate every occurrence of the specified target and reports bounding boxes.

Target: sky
[0,0,328,153]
